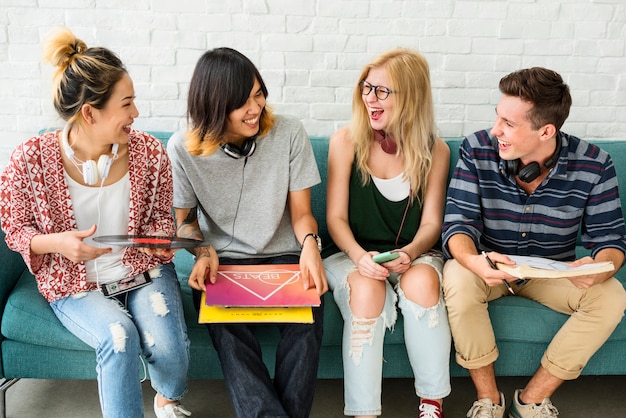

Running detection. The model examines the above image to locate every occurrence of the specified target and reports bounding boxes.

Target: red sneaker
[419,399,444,418]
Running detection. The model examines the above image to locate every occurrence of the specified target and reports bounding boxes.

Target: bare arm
[326,128,389,280]
[30,224,111,263]
[447,233,515,286]
[174,207,218,290]
[288,188,328,295]
[386,138,450,273]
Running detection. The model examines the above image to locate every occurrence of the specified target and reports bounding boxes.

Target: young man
[168,47,327,418]
[442,67,626,418]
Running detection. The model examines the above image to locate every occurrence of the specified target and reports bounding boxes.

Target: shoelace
[466,399,498,418]
[163,403,192,418]
[419,402,443,418]
[532,400,559,417]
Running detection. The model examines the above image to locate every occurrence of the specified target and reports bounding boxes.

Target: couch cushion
[0,255,215,353]
[1,273,92,351]
[309,137,330,249]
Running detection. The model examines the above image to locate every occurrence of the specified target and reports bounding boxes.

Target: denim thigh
[125,262,190,400]
[324,252,397,415]
[51,284,144,418]
[324,251,451,414]
[50,263,189,417]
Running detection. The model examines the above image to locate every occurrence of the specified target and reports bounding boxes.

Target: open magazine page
[495,255,614,279]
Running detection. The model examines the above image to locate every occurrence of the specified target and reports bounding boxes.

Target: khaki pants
[443,259,626,380]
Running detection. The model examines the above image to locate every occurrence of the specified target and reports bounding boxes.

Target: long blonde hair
[351,48,437,203]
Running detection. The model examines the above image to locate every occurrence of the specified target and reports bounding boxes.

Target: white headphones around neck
[62,123,119,185]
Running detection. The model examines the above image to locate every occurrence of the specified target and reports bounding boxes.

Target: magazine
[198,264,320,324]
[204,264,321,307]
[198,292,313,324]
[495,255,614,279]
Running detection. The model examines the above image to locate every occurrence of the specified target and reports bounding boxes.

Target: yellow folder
[198,292,314,324]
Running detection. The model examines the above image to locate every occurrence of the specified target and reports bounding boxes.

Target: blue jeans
[50,262,190,418]
[194,255,324,418]
[324,251,451,416]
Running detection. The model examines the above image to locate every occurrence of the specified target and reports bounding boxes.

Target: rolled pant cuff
[416,389,452,400]
[345,408,381,416]
[456,346,499,370]
[541,356,582,381]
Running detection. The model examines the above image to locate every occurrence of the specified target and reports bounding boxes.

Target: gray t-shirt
[168,114,321,259]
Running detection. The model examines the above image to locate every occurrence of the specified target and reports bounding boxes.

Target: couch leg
[0,378,20,418]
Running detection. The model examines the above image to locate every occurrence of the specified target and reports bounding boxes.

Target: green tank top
[347,163,422,252]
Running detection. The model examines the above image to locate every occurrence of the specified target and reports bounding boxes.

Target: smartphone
[372,251,400,264]
[101,273,152,297]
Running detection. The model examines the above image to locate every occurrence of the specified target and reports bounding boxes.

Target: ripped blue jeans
[324,251,451,416]
[50,262,189,418]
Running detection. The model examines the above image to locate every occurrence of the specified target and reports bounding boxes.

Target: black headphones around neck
[505,137,562,183]
[221,137,257,159]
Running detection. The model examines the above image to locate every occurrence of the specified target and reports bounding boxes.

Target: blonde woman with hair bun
[1,26,191,418]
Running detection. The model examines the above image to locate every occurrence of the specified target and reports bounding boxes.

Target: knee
[399,298,448,331]
[443,262,481,300]
[347,273,387,319]
[143,328,189,357]
[586,279,626,325]
[103,320,141,355]
[350,296,384,319]
[400,264,441,307]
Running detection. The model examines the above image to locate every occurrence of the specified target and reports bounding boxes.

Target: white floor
[4,375,626,417]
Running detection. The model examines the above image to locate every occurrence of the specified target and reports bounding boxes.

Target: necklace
[374,130,397,154]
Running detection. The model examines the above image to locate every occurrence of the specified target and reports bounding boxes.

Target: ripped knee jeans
[50,262,190,418]
[324,251,451,416]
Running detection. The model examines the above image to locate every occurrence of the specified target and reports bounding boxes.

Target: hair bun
[42,26,88,70]
[68,41,85,57]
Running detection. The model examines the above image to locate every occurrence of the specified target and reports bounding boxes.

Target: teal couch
[1,134,625,417]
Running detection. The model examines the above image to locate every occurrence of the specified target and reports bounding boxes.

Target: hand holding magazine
[199,264,320,324]
[495,255,614,279]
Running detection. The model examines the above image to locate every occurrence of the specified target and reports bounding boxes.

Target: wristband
[301,233,322,253]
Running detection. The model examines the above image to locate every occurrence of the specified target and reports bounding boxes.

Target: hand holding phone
[372,251,400,264]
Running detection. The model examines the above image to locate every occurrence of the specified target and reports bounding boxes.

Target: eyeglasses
[360,80,394,100]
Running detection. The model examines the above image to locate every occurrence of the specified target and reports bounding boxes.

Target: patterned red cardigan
[0,129,176,302]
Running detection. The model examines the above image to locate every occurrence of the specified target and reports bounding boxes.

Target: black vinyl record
[93,235,205,249]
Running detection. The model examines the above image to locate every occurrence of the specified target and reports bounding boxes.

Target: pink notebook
[204,264,321,307]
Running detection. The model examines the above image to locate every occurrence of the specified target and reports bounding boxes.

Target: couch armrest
[0,230,28,379]
[0,230,28,330]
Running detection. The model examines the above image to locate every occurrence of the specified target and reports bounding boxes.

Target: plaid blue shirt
[443,129,626,262]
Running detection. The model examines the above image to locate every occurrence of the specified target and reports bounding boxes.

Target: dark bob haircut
[186,47,274,156]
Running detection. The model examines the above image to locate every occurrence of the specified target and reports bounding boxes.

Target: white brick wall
[1,0,625,167]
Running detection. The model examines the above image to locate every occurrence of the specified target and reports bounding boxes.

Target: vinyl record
[93,235,206,249]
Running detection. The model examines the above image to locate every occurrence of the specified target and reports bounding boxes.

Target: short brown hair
[499,67,571,130]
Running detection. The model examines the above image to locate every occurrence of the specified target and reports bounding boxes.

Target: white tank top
[371,172,410,202]
[65,172,131,284]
